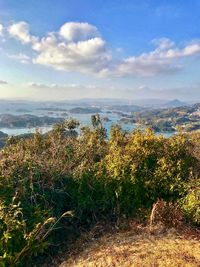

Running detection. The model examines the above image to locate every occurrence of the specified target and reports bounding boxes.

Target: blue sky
[0,0,200,101]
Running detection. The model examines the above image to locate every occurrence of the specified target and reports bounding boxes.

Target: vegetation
[0,132,8,149]
[0,116,199,266]
[0,114,64,128]
[131,103,200,132]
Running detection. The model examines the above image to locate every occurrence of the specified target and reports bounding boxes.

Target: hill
[164,99,186,108]
[132,103,200,132]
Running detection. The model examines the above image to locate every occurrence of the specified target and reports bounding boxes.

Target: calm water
[0,112,138,136]
[0,104,175,137]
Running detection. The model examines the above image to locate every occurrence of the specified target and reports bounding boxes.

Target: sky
[0,0,200,101]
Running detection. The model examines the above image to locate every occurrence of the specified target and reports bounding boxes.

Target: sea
[0,101,174,137]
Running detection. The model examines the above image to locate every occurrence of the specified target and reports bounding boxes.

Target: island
[69,107,102,114]
[0,114,65,128]
[131,103,200,132]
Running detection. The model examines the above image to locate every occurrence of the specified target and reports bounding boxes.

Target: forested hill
[132,103,200,132]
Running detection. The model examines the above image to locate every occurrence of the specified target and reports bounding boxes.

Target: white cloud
[0,80,8,85]
[114,38,200,77]
[60,22,98,42]
[2,80,200,101]
[0,24,4,36]
[26,82,54,88]
[8,53,31,64]
[181,43,200,56]
[6,21,111,74]
[151,38,175,50]
[32,32,111,73]
[32,35,200,76]
[115,56,182,77]
[8,21,37,44]
[23,82,107,100]
[5,20,200,77]
[26,82,94,90]
[6,21,109,73]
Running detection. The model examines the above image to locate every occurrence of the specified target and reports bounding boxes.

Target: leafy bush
[0,119,199,266]
[0,200,63,266]
[181,183,200,225]
[104,128,194,213]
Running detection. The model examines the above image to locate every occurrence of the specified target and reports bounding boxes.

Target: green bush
[0,200,58,267]
[181,183,200,225]
[0,120,199,266]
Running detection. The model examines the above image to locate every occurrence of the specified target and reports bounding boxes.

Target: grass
[59,226,200,267]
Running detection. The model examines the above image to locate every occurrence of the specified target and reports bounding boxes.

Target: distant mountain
[164,99,186,108]
[0,98,191,111]
[132,98,188,108]
[131,99,168,107]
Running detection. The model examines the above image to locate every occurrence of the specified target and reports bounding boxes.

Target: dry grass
[59,229,200,267]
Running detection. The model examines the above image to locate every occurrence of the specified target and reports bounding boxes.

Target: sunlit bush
[0,118,199,265]
[181,183,200,225]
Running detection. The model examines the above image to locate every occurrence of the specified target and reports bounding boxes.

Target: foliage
[0,200,66,266]
[181,182,200,225]
[0,117,199,266]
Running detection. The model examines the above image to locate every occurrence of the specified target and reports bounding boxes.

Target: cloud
[31,21,111,74]
[7,53,31,64]
[8,21,37,44]
[0,80,8,85]
[5,21,200,77]
[5,80,200,101]
[115,56,182,77]
[7,21,110,73]
[114,38,200,77]
[24,82,109,100]
[33,36,111,73]
[60,22,98,42]
[0,24,3,36]
[26,82,92,89]
[151,38,175,50]
[26,82,54,88]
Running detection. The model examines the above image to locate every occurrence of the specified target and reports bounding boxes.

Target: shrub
[181,183,200,225]
[0,119,199,266]
[149,199,184,232]
[0,200,57,266]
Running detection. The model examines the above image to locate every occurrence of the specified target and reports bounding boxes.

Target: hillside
[132,103,200,132]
